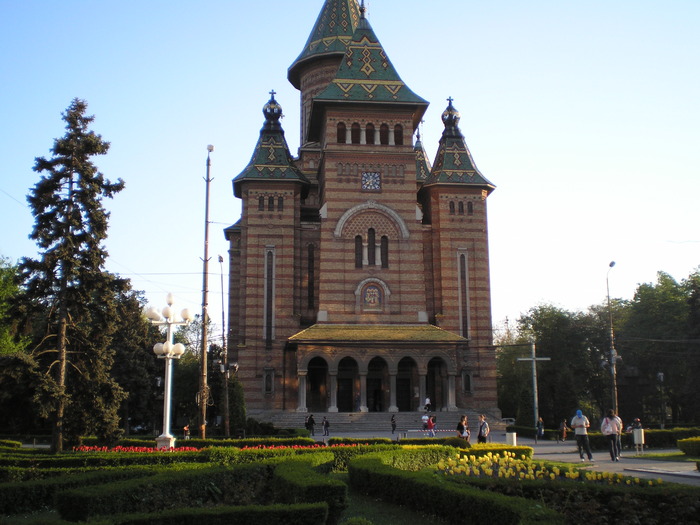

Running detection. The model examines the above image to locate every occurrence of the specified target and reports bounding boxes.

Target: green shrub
[110,502,328,525]
[341,518,374,525]
[0,439,22,448]
[348,453,561,524]
[677,437,700,457]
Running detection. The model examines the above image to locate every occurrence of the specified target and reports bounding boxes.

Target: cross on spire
[269,89,277,99]
[447,96,454,105]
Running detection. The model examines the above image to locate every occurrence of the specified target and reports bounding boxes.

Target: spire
[307,5,428,139]
[414,126,432,183]
[423,98,495,191]
[232,92,310,198]
[288,0,361,89]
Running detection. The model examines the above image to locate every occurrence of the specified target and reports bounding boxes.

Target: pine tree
[20,98,126,452]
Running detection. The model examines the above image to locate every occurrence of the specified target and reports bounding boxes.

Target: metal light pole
[199,145,214,439]
[606,261,619,413]
[218,254,230,437]
[146,293,194,449]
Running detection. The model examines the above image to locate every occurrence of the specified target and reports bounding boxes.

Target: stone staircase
[248,409,504,436]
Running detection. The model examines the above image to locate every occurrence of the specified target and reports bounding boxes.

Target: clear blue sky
[2,0,699,339]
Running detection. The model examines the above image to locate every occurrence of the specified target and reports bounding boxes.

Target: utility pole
[219,254,230,437]
[199,145,213,439]
[517,343,551,427]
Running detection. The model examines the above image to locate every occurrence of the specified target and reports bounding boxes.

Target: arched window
[337,122,347,143]
[458,201,464,215]
[355,235,363,268]
[394,124,404,146]
[449,201,455,215]
[268,196,275,211]
[365,123,375,145]
[351,123,361,144]
[379,124,390,145]
[367,228,376,266]
[258,196,265,211]
[380,236,389,268]
[278,196,284,211]
[467,201,474,216]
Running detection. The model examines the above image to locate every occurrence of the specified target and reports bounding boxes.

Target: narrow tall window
[355,235,363,268]
[467,201,474,215]
[459,253,469,337]
[458,201,464,215]
[365,123,375,144]
[268,196,274,211]
[277,196,284,211]
[351,123,361,144]
[307,244,315,309]
[449,201,455,215]
[368,228,376,266]
[265,250,275,349]
[337,122,347,143]
[380,236,389,268]
[379,124,389,145]
[258,196,265,211]
[394,124,404,145]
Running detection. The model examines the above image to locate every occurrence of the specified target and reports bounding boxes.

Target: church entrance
[367,357,388,412]
[337,357,359,412]
[307,357,328,412]
[427,357,448,411]
[397,356,418,411]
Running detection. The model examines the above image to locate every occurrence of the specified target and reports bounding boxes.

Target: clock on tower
[361,171,381,191]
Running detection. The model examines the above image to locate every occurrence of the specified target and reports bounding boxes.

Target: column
[296,372,308,412]
[447,374,458,411]
[388,372,398,413]
[359,373,368,412]
[328,373,338,413]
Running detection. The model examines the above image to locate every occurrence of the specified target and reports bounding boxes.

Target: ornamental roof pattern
[288,0,361,88]
[313,10,427,107]
[423,99,495,191]
[289,324,467,343]
[233,94,310,198]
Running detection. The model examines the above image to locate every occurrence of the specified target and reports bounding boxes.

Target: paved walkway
[313,430,700,487]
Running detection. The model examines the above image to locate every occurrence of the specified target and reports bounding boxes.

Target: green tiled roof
[423,99,495,192]
[289,324,467,343]
[288,0,361,89]
[233,94,310,198]
[414,130,432,182]
[313,10,427,108]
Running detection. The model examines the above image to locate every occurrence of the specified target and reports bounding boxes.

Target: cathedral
[225,0,497,417]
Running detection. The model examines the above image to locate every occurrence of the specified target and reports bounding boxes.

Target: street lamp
[606,261,619,413]
[218,254,230,437]
[145,293,194,449]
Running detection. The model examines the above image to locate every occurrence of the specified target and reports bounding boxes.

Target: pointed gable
[423,99,495,192]
[288,0,361,89]
[414,130,432,183]
[233,93,310,198]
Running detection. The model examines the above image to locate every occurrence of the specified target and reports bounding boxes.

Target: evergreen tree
[19,98,125,452]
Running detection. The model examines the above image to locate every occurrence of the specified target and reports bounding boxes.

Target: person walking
[601,409,621,462]
[322,416,330,437]
[477,414,490,443]
[557,419,570,443]
[535,417,545,443]
[424,396,432,412]
[391,415,396,435]
[571,409,593,461]
[456,415,470,442]
[614,412,623,459]
[427,415,436,437]
[308,414,316,436]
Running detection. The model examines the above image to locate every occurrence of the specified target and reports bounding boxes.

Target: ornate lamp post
[606,261,619,413]
[146,293,194,449]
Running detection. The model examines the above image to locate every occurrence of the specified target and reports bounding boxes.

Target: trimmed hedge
[110,502,329,525]
[508,426,700,449]
[348,452,561,524]
[56,464,274,521]
[0,467,156,515]
[272,457,348,525]
[444,466,700,523]
[0,449,205,469]
[678,437,700,457]
[0,439,21,448]
[79,435,318,449]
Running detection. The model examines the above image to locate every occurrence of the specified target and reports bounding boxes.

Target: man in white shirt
[570,409,593,461]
